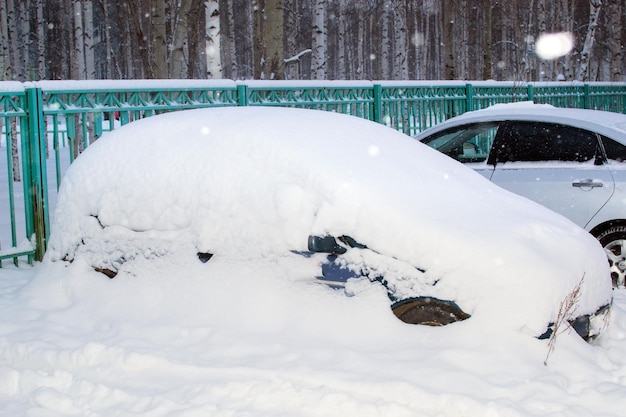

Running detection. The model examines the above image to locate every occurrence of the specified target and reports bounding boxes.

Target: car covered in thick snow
[46,106,612,340]
[415,103,626,287]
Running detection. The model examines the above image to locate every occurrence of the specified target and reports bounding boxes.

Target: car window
[421,122,500,163]
[494,122,600,164]
[601,136,626,162]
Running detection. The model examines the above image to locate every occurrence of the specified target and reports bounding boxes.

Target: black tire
[596,225,626,288]
[391,297,470,326]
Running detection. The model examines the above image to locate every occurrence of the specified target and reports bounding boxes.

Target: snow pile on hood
[46,106,612,335]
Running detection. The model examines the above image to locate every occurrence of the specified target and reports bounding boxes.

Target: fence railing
[1,79,626,265]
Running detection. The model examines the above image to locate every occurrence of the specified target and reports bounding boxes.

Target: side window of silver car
[494,122,601,164]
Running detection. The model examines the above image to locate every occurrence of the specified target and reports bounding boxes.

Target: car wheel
[596,225,626,288]
[391,297,470,326]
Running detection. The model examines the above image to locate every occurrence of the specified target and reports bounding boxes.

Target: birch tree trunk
[511,0,524,80]
[36,0,46,153]
[482,0,492,80]
[70,0,85,157]
[457,1,468,79]
[36,0,45,80]
[11,119,19,182]
[5,0,19,177]
[393,1,408,80]
[205,0,222,78]
[422,1,435,79]
[297,0,312,79]
[6,0,20,79]
[238,0,254,79]
[442,0,457,80]
[311,0,326,79]
[84,1,96,80]
[536,0,547,80]
[74,1,86,79]
[380,3,391,79]
[406,2,419,79]
[171,0,192,78]
[101,0,113,78]
[186,0,205,78]
[220,0,237,79]
[127,0,152,78]
[0,0,8,79]
[354,2,365,79]
[152,0,167,79]
[607,0,622,81]
[519,0,534,81]
[254,0,283,79]
[335,0,346,80]
[82,1,96,142]
[282,0,298,79]
[577,0,602,81]
[558,0,575,81]
[119,2,132,77]
[19,0,30,79]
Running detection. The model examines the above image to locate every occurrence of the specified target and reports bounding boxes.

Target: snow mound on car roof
[480,101,554,110]
[46,106,611,333]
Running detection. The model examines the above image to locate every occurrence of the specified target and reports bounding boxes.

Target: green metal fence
[1,79,626,265]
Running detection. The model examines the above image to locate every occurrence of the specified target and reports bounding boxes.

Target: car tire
[391,297,470,326]
[596,225,626,288]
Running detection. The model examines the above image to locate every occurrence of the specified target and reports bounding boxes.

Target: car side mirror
[308,235,347,254]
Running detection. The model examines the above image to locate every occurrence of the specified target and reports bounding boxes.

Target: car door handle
[572,179,604,188]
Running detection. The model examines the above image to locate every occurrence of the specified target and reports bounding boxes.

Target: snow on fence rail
[1,79,626,265]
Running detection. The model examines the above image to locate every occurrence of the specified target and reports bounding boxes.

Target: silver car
[416,103,626,287]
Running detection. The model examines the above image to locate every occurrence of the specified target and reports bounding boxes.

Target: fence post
[237,84,249,106]
[373,84,383,123]
[23,86,49,261]
[583,83,591,109]
[465,83,474,112]
[527,84,534,102]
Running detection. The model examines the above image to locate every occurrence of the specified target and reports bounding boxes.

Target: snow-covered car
[46,106,612,340]
[415,103,626,288]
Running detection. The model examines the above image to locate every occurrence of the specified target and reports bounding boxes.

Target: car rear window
[601,136,626,162]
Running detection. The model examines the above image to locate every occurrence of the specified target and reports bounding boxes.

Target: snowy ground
[1,107,626,416]
[0,263,626,416]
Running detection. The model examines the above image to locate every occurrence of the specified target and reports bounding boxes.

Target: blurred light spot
[206,45,217,57]
[536,32,574,60]
[411,32,424,47]
[368,145,380,157]
[200,126,210,135]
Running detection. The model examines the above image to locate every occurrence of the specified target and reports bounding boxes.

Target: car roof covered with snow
[46,106,612,336]
[414,102,626,143]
